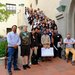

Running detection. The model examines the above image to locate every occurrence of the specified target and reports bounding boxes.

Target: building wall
[1,0,74,38]
[24,0,75,38]
[0,0,25,36]
[56,0,75,38]
[24,0,72,38]
[37,0,61,20]
[24,0,60,20]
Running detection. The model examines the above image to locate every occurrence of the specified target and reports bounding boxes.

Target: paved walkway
[0,58,75,75]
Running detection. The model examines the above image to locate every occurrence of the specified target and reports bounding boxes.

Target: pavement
[0,58,75,75]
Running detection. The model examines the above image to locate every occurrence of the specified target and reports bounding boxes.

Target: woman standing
[29,28,39,65]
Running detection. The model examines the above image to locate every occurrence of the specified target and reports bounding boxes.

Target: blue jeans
[7,47,18,72]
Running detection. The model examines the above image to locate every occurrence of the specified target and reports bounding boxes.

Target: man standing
[53,29,62,58]
[64,33,75,65]
[7,25,21,75]
[20,26,31,70]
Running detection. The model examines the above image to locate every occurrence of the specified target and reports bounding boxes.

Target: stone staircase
[24,14,31,32]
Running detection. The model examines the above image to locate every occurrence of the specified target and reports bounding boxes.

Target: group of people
[6,7,75,75]
[25,6,63,58]
[7,25,62,75]
[25,7,57,32]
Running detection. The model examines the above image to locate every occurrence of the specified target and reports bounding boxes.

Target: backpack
[31,51,38,64]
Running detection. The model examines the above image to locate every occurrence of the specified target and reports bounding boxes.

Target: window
[6,28,12,33]
[6,3,16,13]
[36,0,38,5]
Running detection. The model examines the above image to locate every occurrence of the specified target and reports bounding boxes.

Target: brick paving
[0,58,75,75]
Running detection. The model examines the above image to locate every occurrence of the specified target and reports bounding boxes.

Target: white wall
[56,0,75,38]
[37,0,60,20]
[0,0,25,36]
[24,0,60,20]
[0,14,17,36]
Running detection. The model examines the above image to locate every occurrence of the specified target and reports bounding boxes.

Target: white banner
[41,47,54,57]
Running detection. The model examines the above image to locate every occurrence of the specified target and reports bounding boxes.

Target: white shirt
[64,38,75,48]
[7,31,21,47]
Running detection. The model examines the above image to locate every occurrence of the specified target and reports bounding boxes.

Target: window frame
[6,3,16,13]
[35,0,38,5]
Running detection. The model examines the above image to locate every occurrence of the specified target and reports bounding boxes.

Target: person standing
[53,29,62,58]
[29,28,39,65]
[7,25,21,75]
[20,26,31,70]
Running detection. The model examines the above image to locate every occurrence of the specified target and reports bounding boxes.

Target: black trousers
[58,47,62,58]
[54,47,62,58]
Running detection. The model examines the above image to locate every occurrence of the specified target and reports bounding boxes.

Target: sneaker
[14,68,21,71]
[8,72,12,75]
[29,62,32,66]
[26,65,31,68]
[66,58,69,63]
[71,61,75,65]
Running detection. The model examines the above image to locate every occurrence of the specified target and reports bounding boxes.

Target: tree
[0,3,13,22]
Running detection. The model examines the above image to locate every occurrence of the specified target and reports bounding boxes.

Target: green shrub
[0,35,3,38]
[0,41,7,57]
